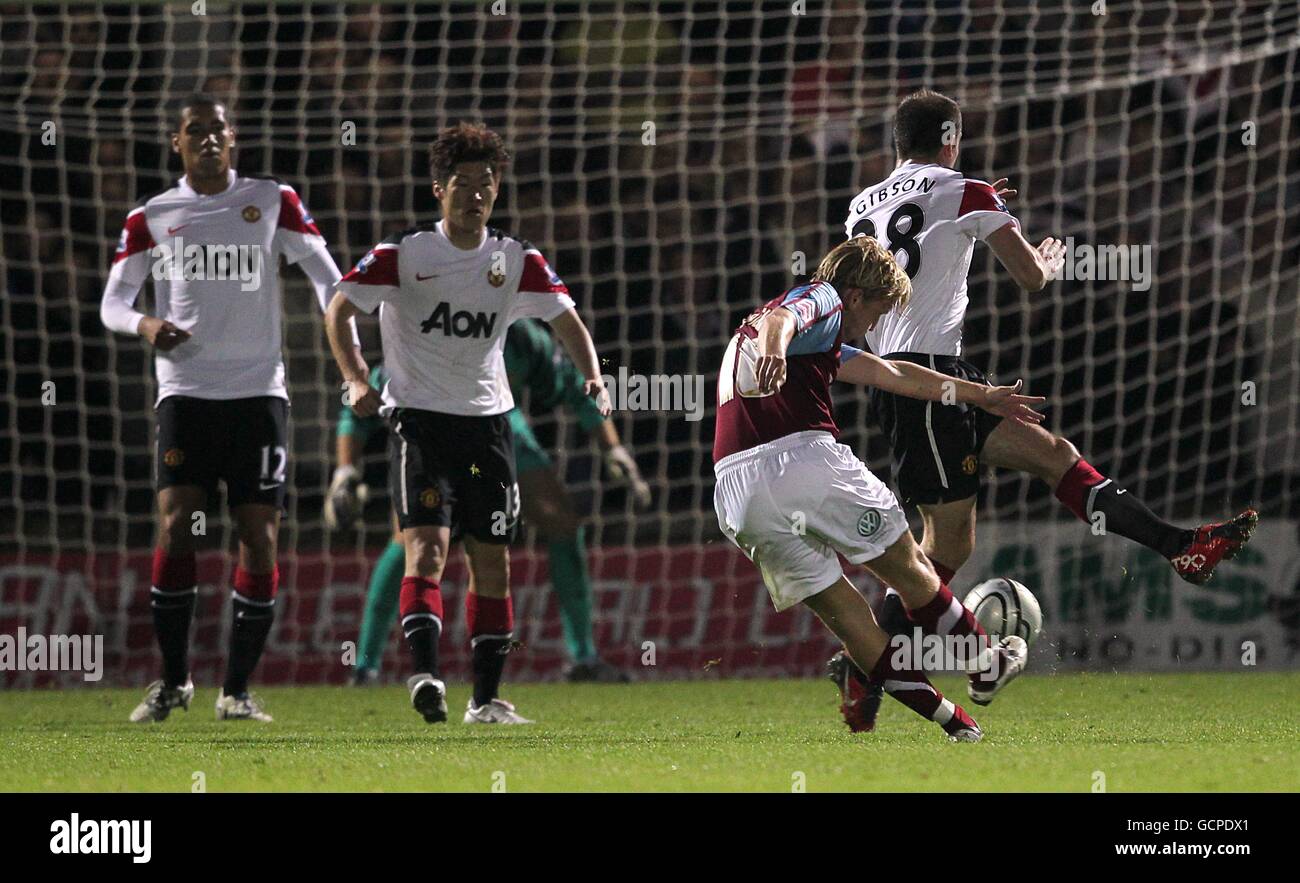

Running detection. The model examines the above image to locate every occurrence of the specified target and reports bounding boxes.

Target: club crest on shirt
[419,487,442,508]
[242,205,261,223]
[961,454,978,475]
[163,448,185,468]
[856,508,883,538]
[487,267,507,287]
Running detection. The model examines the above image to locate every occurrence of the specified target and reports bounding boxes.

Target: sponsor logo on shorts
[419,488,441,509]
[242,205,261,223]
[856,508,883,538]
[163,448,184,468]
[962,454,978,475]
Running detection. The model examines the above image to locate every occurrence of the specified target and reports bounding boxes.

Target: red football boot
[1170,508,1259,585]
[826,649,883,733]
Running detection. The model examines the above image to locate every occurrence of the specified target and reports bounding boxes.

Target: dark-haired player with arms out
[324,123,611,724]
[100,95,352,722]
[715,237,1047,742]
[828,89,1258,730]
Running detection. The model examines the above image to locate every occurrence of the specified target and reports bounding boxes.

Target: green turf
[1,674,1296,792]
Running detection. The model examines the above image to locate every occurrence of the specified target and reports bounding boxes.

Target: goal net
[2,1,1298,685]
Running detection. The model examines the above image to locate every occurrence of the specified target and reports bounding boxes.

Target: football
[963,577,1043,646]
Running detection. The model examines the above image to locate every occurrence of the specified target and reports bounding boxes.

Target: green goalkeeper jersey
[337,319,605,442]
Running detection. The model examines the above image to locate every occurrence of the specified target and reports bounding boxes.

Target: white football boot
[129,678,195,723]
[464,698,533,725]
[407,674,448,723]
[215,690,273,722]
[948,722,985,743]
[967,636,1029,706]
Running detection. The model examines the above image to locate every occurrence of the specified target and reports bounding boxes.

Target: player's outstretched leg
[806,577,982,742]
[866,532,1028,707]
[132,487,203,723]
[353,535,405,684]
[982,417,1259,585]
[463,537,531,724]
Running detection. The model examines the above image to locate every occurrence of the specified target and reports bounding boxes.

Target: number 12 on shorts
[260,445,286,488]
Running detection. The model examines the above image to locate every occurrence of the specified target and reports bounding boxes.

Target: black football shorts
[155,395,289,508]
[387,408,520,542]
[868,353,1003,507]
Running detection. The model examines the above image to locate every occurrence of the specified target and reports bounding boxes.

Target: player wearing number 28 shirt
[325,123,611,726]
[828,89,1258,728]
[99,95,351,725]
[713,237,1051,742]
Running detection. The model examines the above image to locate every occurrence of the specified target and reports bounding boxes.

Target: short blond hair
[812,237,912,311]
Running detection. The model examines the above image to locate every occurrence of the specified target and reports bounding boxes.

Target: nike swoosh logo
[167,224,189,234]
[259,481,282,491]
[1116,489,1126,495]
[416,273,439,281]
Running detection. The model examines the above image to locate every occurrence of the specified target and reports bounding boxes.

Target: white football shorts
[713,430,909,611]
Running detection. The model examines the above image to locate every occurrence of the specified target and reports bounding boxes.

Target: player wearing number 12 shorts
[713,237,1047,741]
[99,95,351,723]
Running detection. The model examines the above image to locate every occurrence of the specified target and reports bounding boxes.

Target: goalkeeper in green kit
[327,319,652,684]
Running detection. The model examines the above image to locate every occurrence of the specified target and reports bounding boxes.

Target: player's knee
[407,541,446,577]
[158,507,195,548]
[1045,435,1082,483]
[237,523,277,564]
[469,548,509,593]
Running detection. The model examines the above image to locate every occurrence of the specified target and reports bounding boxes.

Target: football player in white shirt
[324,123,611,725]
[829,90,1258,728]
[100,94,350,724]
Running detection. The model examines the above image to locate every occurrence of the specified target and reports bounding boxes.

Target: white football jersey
[843,160,1018,357]
[337,220,576,417]
[106,169,333,401]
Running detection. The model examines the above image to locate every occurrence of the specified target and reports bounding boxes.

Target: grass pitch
[1,673,1296,792]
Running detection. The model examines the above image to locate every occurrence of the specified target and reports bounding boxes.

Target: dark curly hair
[428,122,510,183]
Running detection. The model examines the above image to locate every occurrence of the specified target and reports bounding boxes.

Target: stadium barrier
[2,522,1295,687]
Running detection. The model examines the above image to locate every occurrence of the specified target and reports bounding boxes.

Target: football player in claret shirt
[713,237,1048,741]
[324,123,611,724]
[829,89,1258,729]
[100,94,351,723]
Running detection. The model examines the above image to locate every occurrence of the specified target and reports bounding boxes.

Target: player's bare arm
[986,223,1066,292]
[324,291,382,417]
[548,307,613,416]
[752,306,794,394]
[837,352,1045,424]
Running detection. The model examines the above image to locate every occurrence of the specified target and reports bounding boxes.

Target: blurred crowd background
[1,1,1298,554]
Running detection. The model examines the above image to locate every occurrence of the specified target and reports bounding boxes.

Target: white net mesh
[2,1,1298,684]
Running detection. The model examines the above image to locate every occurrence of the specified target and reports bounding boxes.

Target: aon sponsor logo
[420,301,498,338]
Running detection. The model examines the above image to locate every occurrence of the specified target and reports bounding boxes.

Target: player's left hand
[754,354,787,395]
[982,379,1046,424]
[604,444,652,509]
[586,379,613,417]
[991,177,1018,201]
